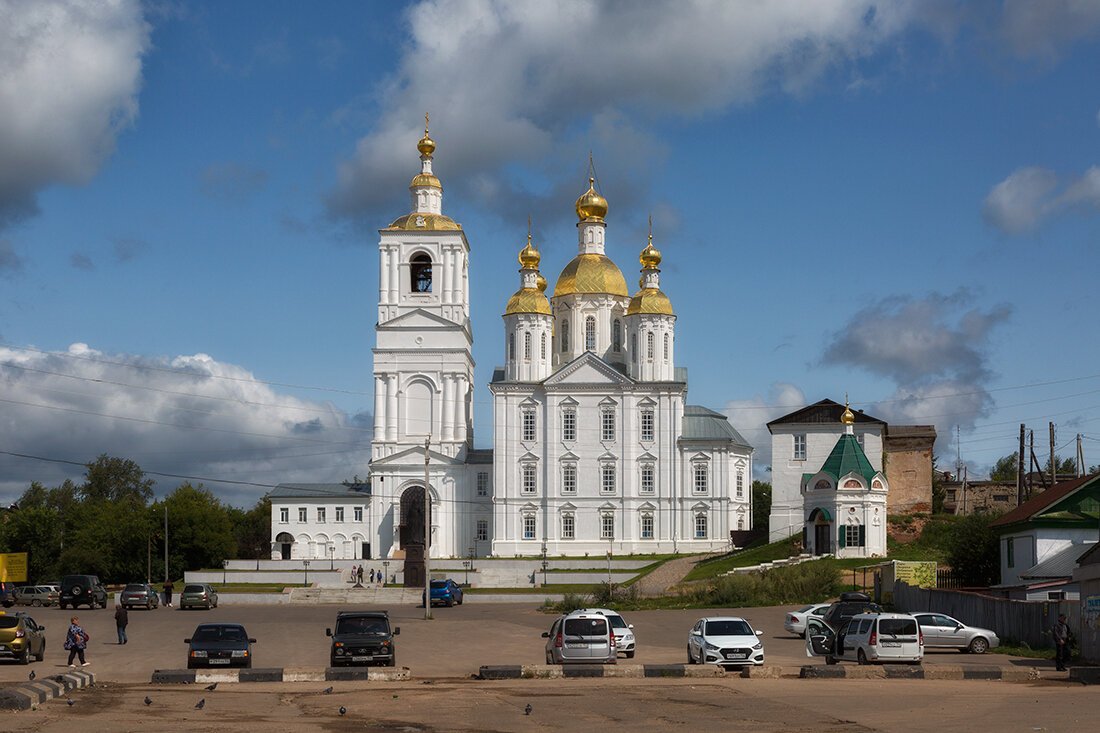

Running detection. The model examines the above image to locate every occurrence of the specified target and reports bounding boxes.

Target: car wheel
[825,655,837,665]
[968,637,989,654]
[857,649,868,666]
[18,650,29,665]
[446,599,454,607]
[687,645,695,664]
[36,644,44,662]
[626,650,635,659]
[31,599,41,607]
[546,651,554,664]
[244,660,252,669]
[386,655,396,668]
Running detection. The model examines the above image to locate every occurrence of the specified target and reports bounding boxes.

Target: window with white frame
[509,332,515,360]
[736,470,744,498]
[523,514,536,540]
[601,408,616,441]
[641,512,654,539]
[279,507,289,524]
[317,507,326,523]
[562,464,577,494]
[522,409,536,441]
[693,462,709,493]
[541,333,547,360]
[476,519,488,542]
[695,513,708,539]
[794,433,807,460]
[640,463,655,494]
[737,516,745,531]
[845,524,863,547]
[522,463,537,494]
[524,331,532,360]
[477,471,489,496]
[613,320,622,352]
[601,511,614,539]
[353,506,363,522]
[630,333,637,363]
[298,507,307,523]
[585,316,596,351]
[664,333,670,361]
[561,512,575,539]
[562,409,576,442]
[561,319,569,351]
[641,409,654,442]
[601,463,616,494]
[335,507,344,522]
[647,331,655,360]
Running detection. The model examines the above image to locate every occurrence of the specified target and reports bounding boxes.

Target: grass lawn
[682,538,801,581]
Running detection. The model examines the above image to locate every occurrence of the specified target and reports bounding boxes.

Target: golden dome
[553,253,628,297]
[518,234,540,269]
[504,288,552,316]
[417,113,435,157]
[410,172,442,189]
[384,212,461,231]
[626,288,674,316]
[841,399,856,425]
[640,236,662,269]
[536,273,547,292]
[575,177,608,221]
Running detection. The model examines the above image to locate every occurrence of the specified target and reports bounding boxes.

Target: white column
[389,249,399,304]
[386,375,399,441]
[442,374,455,442]
[455,375,468,442]
[442,248,453,305]
[379,249,390,303]
[374,376,386,438]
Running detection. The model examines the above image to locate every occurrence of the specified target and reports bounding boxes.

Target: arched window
[630,333,637,363]
[585,316,596,351]
[663,333,670,361]
[524,332,532,360]
[541,333,547,360]
[509,333,515,360]
[647,332,655,360]
[410,253,432,293]
[561,320,569,352]
[612,320,622,352]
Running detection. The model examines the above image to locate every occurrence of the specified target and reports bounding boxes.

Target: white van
[542,610,617,665]
[806,612,923,665]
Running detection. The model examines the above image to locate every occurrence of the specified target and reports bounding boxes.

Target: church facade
[270,126,752,560]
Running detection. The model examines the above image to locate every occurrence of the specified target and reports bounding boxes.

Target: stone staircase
[288,587,424,605]
[726,553,824,575]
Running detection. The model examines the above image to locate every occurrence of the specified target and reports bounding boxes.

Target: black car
[326,611,399,667]
[59,575,108,610]
[185,623,256,669]
[821,591,882,629]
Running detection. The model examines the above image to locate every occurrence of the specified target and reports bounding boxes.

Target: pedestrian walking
[163,579,174,608]
[357,565,364,584]
[114,604,129,645]
[1053,613,1071,671]
[369,567,376,584]
[64,616,90,667]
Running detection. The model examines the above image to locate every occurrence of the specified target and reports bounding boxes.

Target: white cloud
[0,0,149,225]
[0,344,372,506]
[723,382,807,478]
[983,165,1100,234]
[997,0,1100,59]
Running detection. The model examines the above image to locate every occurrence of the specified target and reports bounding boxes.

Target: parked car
[180,583,218,610]
[686,616,765,668]
[542,610,617,665]
[424,579,463,607]
[784,603,831,637]
[59,575,107,610]
[806,612,924,665]
[12,586,58,608]
[184,623,255,669]
[326,611,400,667]
[913,612,999,654]
[580,608,636,658]
[120,583,160,610]
[821,591,882,629]
[0,612,46,664]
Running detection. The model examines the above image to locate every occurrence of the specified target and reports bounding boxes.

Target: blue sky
[2,0,1099,507]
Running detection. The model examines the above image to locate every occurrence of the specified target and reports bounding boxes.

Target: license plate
[882,642,901,648]
[725,652,746,660]
[566,642,586,648]
[351,656,373,662]
[208,659,230,665]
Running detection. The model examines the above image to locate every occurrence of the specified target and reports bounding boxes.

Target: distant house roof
[268,483,372,500]
[817,434,878,485]
[1019,542,1097,580]
[767,399,885,431]
[681,406,752,448]
[989,473,1100,529]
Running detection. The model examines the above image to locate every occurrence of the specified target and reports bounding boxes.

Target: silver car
[542,611,617,665]
[913,612,999,654]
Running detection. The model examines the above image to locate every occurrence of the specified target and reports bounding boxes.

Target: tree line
[0,455,270,584]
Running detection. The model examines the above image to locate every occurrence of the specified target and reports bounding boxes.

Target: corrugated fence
[892,581,1080,649]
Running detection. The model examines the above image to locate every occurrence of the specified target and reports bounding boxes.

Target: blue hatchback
[426,579,464,607]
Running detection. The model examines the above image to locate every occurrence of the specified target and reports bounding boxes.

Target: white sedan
[783,603,831,637]
[687,617,765,668]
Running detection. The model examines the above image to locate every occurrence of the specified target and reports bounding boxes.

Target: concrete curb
[0,670,95,710]
[150,667,411,684]
[478,664,754,680]
[799,665,1040,681]
[1069,667,1100,685]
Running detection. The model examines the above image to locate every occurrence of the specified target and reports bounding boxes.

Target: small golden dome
[384,212,461,231]
[518,234,540,269]
[410,172,442,189]
[575,177,608,221]
[536,273,547,292]
[417,113,435,157]
[553,253,628,297]
[626,289,674,316]
[640,236,662,269]
[841,400,856,425]
[504,288,552,316]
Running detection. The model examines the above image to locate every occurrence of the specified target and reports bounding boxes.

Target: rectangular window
[476,519,488,542]
[477,471,489,496]
[298,507,307,523]
[523,515,536,540]
[694,514,707,539]
[562,410,576,442]
[522,410,536,441]
[522,464,537,494]
[317,507,326,523]
[335,507,345,522]
[794,433,807,461]
[845,524,863,547]
[641,513,654,539]
[353,506,363,522]
[641,464,655,494]
[601,513,614,540]
[736,471,744,498]
[561,513,575,540]
[601,409,615,441]
[601,464,616,494]
[641,409,654,442]
[279,507,289,524]
[993,494,1010,502]
[562,465,577,494]
[693,463,708,494]
[1006,537,1014,568]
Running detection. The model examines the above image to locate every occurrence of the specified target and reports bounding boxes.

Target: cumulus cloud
[199,162,270,204]
[0,0,149,228]
[821,291,1011,436]
[983,165,1100,234]
[723,382,807,477]
[0,343,372,506]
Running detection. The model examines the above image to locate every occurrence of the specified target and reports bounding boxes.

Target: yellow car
[0,612,46,665]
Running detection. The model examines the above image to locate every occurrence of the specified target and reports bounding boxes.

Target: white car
[784,603,831,637]
[687,616,764,668]
[579,608,636,658]
[806,613,924,665]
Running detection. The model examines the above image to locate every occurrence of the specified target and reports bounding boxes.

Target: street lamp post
[222,559,228,586]
[423,436,432,620]
[462,560,470,586]
[303,559,311,587]
[606,547,613,590]
[540,544,549,587]
[382,560,389,587]
[329,545,335,570]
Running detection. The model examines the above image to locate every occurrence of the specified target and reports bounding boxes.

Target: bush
[540,592,590,614]
[688,560,843,607]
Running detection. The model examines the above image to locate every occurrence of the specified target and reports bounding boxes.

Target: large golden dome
[504,288,552,315]
[575,177,608,221]
[553,253,628,298]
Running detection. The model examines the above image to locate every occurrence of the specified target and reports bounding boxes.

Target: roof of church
[269,483,372,499]
[681,405,752,447]
[817,434,878,484]
[767,398,884,431]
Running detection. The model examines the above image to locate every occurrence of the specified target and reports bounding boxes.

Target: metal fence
[892,581,1081,649]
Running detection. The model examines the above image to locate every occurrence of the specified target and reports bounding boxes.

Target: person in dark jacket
[115,604,129,645]
[65,616,90,667]
[1053,614,1071,671]
[163,580,174,608]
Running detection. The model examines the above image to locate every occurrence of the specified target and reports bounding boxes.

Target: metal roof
[1019,542,1097,580]
[268,483,372,500]
[681,405,752,448]
[817,434,878,485]
[767,398,884,430]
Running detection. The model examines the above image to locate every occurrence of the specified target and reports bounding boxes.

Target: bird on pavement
[525,704,533,716]
[205,682,218,691]
[195,698,205,710]
[28,671,35,681]
[66,698,74,707]
[322,686,334,695]
[144,696,152,706]
[338,706,347,716]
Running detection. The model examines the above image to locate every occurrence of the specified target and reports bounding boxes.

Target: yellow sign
[894,561,936,589]
[0,553,28,583]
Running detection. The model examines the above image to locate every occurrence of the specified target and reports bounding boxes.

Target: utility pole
[163,504,169,583]
[1050,422,1056,487]
[147,535,151,584]
[1077,434,1085,478]
[424,435,432,621]
[1017,424,1026,506]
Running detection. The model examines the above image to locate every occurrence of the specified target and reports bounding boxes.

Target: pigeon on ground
[322,686,334,695]
[144,696,152,706]
[205,682,218,691]
[28,671,35,681]
[525,704,533,716]
[195,698,205,710]
[338,706,347,716]
[66,698,74,707]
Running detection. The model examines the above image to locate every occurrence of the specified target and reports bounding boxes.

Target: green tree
[157,483,236,579]
[945,512,1002,587]
[229,496,272,560]
[990,453,1019,481]
[931,454,946,513]
[751,481,771,533]
[81,454,155,504]
[1044,456,1077,476]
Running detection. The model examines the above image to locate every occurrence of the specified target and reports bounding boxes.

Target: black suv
[60,575,108,609]
[326,611,399,667]
[822,591,882,630]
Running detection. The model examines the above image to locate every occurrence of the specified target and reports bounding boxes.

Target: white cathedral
[269,126,753,560]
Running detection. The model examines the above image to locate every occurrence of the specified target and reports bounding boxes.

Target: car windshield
[879,619,917,636]
[430,581,447,589]
[336,617,387,635]
[183,585,205,594]
[0,618,21,629]
[192,626,246,643]
[563,618,608,637]
[706,620,752,636]
[605,615,628,630]
[796,604,815,613]
[124,584,146,592]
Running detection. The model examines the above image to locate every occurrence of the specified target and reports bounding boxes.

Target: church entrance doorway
[813,521,832,556]
[399,486,431,587]
[275,532,293,560]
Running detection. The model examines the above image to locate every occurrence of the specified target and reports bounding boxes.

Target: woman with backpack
[65,616,90,667]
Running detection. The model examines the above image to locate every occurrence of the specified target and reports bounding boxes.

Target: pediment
[379,308,462,330]
[544,352,633,387]
[369,445,462,467]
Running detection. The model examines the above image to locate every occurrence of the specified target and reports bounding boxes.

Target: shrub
[692,560,843,607]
